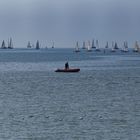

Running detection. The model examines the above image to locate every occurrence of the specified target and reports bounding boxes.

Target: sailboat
[111,41,115,52]
[32,44,34,48]
[1,40,7,49]
[36,40,40,49]
[114,42,119,49]
[27,41,32,48]
[8,38,13,49]
[95,40,100,51]
[75,41,80,52]
[105,41,109,48]
[121,41,128,52]
[92,39,96,48]
[82,41,86,49]
[52,42,54,48]
[87,40,92,52]
[133,41,139,52]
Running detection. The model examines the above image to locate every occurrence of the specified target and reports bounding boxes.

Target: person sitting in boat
[65,62,69,69]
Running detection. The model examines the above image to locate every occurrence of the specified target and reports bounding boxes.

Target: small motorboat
[55,68,80,73]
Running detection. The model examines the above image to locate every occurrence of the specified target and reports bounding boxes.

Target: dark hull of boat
[55,68,80,72]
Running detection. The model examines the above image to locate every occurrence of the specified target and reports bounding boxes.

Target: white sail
[134,41,139,52]
[95,40,100,51]
[123,41,128,52]
[87,40,92,52]
[111,41,115,52]
[75,41,80,52]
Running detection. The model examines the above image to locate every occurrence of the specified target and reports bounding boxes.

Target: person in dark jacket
[65,62,69,69]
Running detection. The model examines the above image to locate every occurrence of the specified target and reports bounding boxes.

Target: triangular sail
[124,41,128,52]
[134,41,139,52]
[92,39,96,48]
[95,40,100,51]
[8,38,13,49]
[114,42,119,49]
[75,41,80,52]
[27,41,32,48]
[111,41,115,52]
[87,40,92,52]
[36,40,40,49]
[1,40,6,49]
[105,42,109,48]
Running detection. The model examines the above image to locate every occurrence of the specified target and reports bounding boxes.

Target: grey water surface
[0,48,140,140]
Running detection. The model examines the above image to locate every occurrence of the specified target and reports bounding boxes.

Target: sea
[0,48,140,140]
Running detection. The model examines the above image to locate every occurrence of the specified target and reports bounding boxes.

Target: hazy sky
[0,0,140,48]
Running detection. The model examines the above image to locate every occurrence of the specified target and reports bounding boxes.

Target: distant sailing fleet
[0,39,54,50]
[74,39,140,53]
[1,38,13,49]
[26,41,55,49]
[1,38,140,53]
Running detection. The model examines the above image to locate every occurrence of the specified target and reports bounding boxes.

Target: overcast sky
[0,0,140,48]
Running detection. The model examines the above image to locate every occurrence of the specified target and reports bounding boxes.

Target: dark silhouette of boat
[27,41,32,48]
[52,42,55,48]
[1,40,7,49]
[55,68,80,72]
[92,39,96,48]
[8,38,13,49]
[82,41,86,49]
[114,42,119,49]
[36,40,40,49]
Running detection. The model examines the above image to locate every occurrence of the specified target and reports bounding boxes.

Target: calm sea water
[0,48,140,140]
